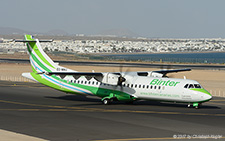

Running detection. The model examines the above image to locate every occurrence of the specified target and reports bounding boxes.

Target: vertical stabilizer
[24,35,57,73]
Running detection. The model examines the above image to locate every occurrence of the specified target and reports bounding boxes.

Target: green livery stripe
[31,71,132,100]
[31,51,51,72]
[190,88,211,96]
[28,42,55,69]
[31,65,37,73]
[27,43,51,72]
[30,73,75,93]
[25,35,34,40]
[50,75,131,100]
[24,34,55,70]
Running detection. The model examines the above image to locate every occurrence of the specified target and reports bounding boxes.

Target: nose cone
[204,93,212,101]
[190,88,212,102]
[200,89,212,101]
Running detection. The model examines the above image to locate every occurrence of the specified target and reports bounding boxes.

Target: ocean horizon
[100,52,225,64]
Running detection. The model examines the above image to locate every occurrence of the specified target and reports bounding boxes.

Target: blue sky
[1,0,225,38]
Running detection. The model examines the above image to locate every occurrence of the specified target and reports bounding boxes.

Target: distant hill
[0,27,141,38]
[98,28,140,38]
[0,27,36,35]
[46,29,69,36]
[0,27,68,36]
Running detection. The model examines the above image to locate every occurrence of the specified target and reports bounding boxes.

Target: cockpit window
[184,84,189,88]
[194,84,201,88]
[188,84,194,88]
[184,83,202,89]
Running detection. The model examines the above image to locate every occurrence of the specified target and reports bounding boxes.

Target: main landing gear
[102,98,111,105]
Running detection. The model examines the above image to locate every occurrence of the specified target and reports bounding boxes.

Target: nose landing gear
[187,103,201,109]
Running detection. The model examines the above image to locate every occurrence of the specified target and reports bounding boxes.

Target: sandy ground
[0,63,225,97]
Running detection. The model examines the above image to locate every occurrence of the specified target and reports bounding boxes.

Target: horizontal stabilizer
[15,39,53,42]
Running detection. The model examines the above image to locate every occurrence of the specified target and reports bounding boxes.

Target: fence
[0,75,35,83]
[209,90,225,97]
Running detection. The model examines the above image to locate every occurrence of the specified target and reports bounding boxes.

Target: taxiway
[0,81,224,141]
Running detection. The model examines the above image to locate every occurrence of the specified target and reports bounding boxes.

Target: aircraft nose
[199,89,212,101]
[204,94,212,101]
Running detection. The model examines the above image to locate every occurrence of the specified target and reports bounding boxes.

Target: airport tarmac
[0,81,225,141]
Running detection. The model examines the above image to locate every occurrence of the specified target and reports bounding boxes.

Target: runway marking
[0,84,46,88]
[0,99,225,117]
[208,102,225,106]
[94,137,177,141]
[94,136,225,141]
[211,99,225,101]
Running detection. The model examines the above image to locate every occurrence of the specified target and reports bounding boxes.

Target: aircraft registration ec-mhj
[16,35,212,109]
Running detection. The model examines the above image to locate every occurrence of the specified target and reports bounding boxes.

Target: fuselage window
[96,82,99,85]
[81,81,83,84]
[88,81,91,85]
[127,84,130,87]
[135,84,137,88]
[70,80,73,83]
[77,80,80,84]
[84,81,87,84]
[143,85,145,88]
[92,81,95,85]
[158,86,161,89]
[154,86,157,89]
[146,85,149,89]
[139,85,141,88]
[74,80,76,83]
[131,84,133,88]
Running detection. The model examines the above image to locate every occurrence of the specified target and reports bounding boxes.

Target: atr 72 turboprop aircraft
[17,35,212,109]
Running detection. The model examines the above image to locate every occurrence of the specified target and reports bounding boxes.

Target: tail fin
[24,35,57,73]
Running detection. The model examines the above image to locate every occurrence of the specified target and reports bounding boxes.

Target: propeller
[117,75,126,85]
[114,64,131,92]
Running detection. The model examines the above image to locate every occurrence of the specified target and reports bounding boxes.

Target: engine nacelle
[101,73,120,85]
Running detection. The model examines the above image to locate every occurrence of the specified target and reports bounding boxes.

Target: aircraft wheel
[103,99,110,105]
[193,103,199,109]
[187,103,191,108]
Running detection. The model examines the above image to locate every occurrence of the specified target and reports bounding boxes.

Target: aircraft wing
[153,68,191,76]
[41,72,103,79]
[46,72,103,76]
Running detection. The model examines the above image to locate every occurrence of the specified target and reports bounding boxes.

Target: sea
[99,52,225,64]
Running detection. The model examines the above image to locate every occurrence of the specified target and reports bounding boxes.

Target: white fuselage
[63,72,211,103]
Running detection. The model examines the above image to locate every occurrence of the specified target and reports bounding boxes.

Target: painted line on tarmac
[0,84,46,88]
[94,136,225,141]
[211,100,225,101]
[0,99,225,117]
[208,102,225,106]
